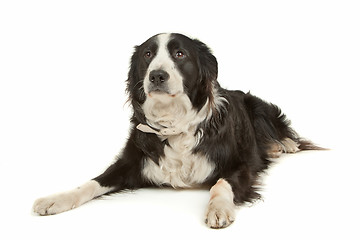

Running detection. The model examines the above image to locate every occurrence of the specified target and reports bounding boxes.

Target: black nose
[149,70,169,85]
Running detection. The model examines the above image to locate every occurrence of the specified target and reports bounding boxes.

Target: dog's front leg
[33,156,144,216]
[33,129,150,216]
[205,178,236,229]
[32,180,111,215]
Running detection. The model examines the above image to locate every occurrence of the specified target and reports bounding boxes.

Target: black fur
[94,33,318,205]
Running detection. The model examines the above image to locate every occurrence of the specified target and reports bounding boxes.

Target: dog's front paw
[205,197,235,229]
[33,192,79,216]
[33,181,108,216]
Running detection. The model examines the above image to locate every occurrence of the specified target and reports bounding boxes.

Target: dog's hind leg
[266,138,300,158]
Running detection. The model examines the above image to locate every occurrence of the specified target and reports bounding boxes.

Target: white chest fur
[142,132,215,188]
[141,93,215,188]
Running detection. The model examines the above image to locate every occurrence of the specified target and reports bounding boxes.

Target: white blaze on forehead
[148,33,172,71]
[144,33,184,95]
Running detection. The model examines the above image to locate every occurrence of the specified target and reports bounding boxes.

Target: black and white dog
[33,33,321,228]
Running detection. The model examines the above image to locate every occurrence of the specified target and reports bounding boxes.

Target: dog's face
[143,33,196,98]
[127,33,218,112]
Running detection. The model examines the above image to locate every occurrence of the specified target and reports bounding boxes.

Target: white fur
[207,85,229,121]
[142,93,215,188]
[143,149,215,188]
[33,180,112,215]
[281,137,300,153]
[142,93,209,131]
[205,179,236,228]
[143,33,183,96]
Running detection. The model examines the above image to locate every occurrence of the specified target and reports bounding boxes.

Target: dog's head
[127,33,220,120]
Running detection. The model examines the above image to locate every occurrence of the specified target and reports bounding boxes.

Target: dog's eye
[144,51,152,58]
[175,51,185,58]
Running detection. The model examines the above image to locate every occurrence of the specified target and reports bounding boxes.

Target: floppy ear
[126,46,144,103]
[194,39,218,85]
[193,39,220,111]
[126,46,147,123]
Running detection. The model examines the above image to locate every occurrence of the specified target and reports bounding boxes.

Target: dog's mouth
[147,86,180,98]
[148,90,179,98]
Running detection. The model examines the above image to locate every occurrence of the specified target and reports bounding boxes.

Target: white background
[1,0,359,239]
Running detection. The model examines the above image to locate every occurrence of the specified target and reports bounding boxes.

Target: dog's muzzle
[147,70,170,94]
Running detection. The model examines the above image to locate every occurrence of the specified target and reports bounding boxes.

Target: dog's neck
[140,93,210,137]
[136,123,182,136]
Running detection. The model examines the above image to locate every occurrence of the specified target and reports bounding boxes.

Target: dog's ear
[193,39,221,111]
[194,39,218,85]
[126,46,147,123]
[126,46,141,102]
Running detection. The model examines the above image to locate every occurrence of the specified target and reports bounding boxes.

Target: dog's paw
[267,142,283,158]
[33,180,108,216]
[281,138,300,153]
[205,197,235,229]
[33,192,79,216]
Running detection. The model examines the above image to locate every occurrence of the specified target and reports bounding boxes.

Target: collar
[136,123,183,136]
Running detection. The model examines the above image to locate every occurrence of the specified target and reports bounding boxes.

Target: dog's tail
[297,139,329,151]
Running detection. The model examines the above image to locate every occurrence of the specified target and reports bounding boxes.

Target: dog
[33,33,321,228]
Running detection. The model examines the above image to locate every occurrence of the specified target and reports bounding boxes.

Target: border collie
[33,33,321,228]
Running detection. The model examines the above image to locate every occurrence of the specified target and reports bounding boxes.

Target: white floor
[1,1,359,239]
[2,148,359,240]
